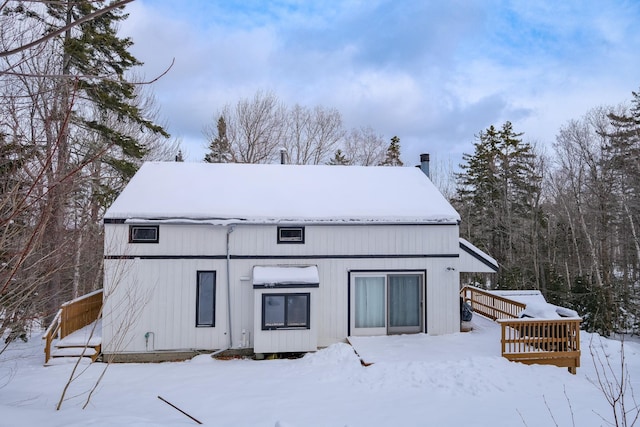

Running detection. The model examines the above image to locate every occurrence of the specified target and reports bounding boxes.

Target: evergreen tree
[380,136,403,166]
[327,149,350,165]
[204,116,232,163]
[0,1,169,330]
[455,122,542,290]
[45,0,169,177]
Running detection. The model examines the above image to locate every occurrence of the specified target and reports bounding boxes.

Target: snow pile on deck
[491,289,580,319]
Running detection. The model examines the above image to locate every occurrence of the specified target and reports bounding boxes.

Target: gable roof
[104,162,460,224]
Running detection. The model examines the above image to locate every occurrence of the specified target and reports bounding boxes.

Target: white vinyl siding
[103,222,462,355]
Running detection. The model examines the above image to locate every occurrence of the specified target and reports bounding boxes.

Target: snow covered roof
[104,162,460,224]
[459,238,499,272]
[490,290,580,319]
[253,265,319,287]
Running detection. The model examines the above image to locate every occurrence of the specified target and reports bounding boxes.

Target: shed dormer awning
[459,238,499,273]
[252,265,320,288]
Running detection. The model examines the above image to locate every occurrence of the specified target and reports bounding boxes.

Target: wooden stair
[50,344,101,361]
[49,326,102,363]
[43,290,103,364]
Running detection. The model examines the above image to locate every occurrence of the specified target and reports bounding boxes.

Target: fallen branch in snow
[563,385,576,427]
[157,395,203,424]
[543,394,560,426]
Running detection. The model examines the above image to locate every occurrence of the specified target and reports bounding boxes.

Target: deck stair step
[51,345,99,359]
[48,319,102,362]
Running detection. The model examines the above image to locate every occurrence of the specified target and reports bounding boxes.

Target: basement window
[129,225,159,243]
[262,293,310,330]
[277,226,305,244]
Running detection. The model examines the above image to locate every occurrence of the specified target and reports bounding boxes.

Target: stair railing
[43,289,103,363]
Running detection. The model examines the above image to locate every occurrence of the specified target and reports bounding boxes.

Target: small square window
[277,227,304,244]
[262,293,310,330]
[129,225,159,243]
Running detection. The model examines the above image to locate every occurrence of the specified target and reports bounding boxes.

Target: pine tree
[327,149,350,165]
[455,122,542,290]
[45,0,169,177]
[380,136,403,166]
[204,116,232,163]
[0,1,169,329]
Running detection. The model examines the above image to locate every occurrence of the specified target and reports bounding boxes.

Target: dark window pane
[131,226,158,242]
[278,227,304,242]
[388,275,420,327]
[264,295,285,327]
[197,272,215,326]
[287,295,308,326]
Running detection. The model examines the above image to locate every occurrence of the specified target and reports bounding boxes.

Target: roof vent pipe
[420,153,430,178]
[280,148,287,165]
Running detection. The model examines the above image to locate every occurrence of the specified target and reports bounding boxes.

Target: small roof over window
[253,265,320,288]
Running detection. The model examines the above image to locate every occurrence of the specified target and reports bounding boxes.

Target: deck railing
[460,285,526,320]
[461,285,581,374]
[43,289,103,363]
[499,318,581,374]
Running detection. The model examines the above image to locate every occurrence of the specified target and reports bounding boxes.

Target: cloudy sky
[120,0,640,167]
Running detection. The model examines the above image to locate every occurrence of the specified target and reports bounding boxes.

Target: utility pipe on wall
[225,225,235,348]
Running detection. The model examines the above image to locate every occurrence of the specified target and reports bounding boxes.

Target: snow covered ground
[1,316,639,427]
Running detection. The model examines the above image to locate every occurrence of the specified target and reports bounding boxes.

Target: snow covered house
[101,159,498,360]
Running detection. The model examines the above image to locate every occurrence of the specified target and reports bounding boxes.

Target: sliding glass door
[353,276,386,335]
[388,274,422,334]
[351,272,423,336]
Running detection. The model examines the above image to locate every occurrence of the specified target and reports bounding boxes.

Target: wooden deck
[461,285,581,374]
[499,318,581,374]
[43,289,103,364]
[460,285,525,320]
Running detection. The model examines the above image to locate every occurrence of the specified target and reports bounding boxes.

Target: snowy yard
[1,316,639,427]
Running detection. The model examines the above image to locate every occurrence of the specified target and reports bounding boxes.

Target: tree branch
[0,0,135,59]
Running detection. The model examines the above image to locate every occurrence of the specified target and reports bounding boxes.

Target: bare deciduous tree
[224,90,287,164]
[283,104,344,165]
[342,126,386,166]
[204,92,388,167]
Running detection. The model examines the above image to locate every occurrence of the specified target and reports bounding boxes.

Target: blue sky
[120,0,640,168]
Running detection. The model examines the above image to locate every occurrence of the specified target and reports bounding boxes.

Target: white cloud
[118,0,640,166]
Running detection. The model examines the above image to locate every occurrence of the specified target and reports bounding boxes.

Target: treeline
[0,1,175,343]
[202,90,403,167]
[455,95,640,335]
